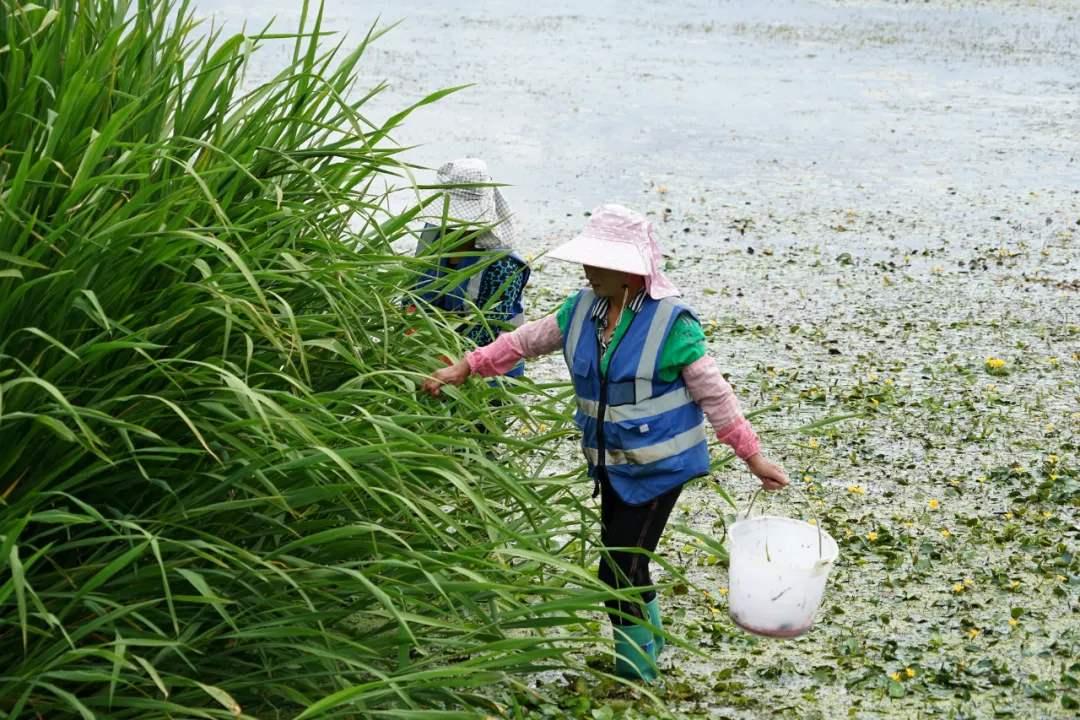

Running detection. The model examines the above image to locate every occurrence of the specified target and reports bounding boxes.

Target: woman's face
[583,265,633,298]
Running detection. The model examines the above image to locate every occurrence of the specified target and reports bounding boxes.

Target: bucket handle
[742,477,825,559]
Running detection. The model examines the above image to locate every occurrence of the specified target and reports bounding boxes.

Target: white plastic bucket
[727,515,839,638]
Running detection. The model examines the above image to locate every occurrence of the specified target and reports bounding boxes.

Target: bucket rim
[728,514,840,563]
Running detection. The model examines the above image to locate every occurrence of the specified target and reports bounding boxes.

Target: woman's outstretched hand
[745,453,789,491]
[421,357,471,397]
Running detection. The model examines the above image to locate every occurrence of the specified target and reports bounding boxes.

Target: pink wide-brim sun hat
[546,203,680,299]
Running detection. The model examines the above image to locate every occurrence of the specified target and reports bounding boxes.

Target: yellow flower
[847,484,866,495]
[1008,618,1020,627]
[808,518,818,526]
[889,671,902,682]
[1042,511,1053,520]
[941,528,952,539]
[928,499,940,510]
[963,577,974,587]
[1046,454,1059,465]
[1056,575,1067,583]
[985,357,1006,370]
[867,531,878,542]
[807,437,820,449]
[905,667,916,678]
[967,627,981,640]
[1045,423,1055,433]
[1004,511,1014,520]
[867,372,879,382]
[884,378,894,387]
[718,587,729,596]
[1009,580,1020,590]
[952,582,965,593]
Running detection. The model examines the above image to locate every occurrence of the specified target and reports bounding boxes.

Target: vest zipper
[592,304,640,499]
[593,330,608,499]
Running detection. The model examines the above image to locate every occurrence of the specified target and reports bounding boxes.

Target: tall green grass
[0,1,610,716]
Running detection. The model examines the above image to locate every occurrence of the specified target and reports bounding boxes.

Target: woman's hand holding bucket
[745,453,789,492]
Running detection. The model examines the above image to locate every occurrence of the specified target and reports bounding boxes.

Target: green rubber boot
[645,596,664,657]
[613,623,658,682]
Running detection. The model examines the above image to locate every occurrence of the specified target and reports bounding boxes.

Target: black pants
[597,470,684,625]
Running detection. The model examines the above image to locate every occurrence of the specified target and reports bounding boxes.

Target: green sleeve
[555,293,579,336]
[657,314,706,383]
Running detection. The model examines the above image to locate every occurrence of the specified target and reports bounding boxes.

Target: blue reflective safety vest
[561,289,711,505]
[415,231,530,378]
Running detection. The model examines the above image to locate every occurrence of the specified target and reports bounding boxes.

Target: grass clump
[0,1,603,716]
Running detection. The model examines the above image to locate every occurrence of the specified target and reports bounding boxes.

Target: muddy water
[200,0,1078,245]
[198,1,1078,717]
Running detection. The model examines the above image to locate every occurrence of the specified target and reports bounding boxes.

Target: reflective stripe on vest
[562,288,596,370]
[576,385,695,423]
[583,423,708,467]
[634,299,677,401]
[465,270,484,302]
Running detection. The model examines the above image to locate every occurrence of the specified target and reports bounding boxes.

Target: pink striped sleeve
[682,356,761,460]
[715,417,761,461]
[465,313,563,378]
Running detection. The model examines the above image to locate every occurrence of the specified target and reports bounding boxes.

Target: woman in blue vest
[422,204,789,682]
[410,158,530,378]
